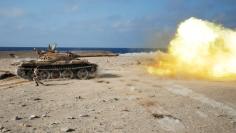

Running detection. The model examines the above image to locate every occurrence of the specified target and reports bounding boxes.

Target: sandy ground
[0,53,236,133]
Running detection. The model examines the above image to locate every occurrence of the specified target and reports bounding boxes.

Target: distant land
[0,47,167,54]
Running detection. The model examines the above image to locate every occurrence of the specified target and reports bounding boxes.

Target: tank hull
[16,60,97,80]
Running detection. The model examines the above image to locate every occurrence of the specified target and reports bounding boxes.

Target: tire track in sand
[166,84,236,122]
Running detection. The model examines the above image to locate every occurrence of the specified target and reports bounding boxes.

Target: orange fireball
[147,17,236,80]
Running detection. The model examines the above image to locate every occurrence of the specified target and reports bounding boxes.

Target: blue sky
[0,0,235,48]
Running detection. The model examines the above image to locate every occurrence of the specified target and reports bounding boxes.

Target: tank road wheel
[77,69,89,79]
[89,66,97,77]
[26,70,34,80]
[61,70,73,79]
[17,69,27,78]
[17,69,33,80]
[38,71,50,80]
[50,71,61,79]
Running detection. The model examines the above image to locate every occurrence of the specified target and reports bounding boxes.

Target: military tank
[16,44,98,80]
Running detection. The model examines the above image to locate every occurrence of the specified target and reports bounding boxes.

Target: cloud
[112,20,134,32]
[0,8,25,17]
[65,4,79,13]
[70,5,79,12]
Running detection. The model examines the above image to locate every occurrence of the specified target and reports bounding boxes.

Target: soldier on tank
[33,67,46,86]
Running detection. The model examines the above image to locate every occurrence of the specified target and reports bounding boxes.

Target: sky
[0,0,235,48]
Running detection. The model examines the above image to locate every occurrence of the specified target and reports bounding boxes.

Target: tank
[16,44,98,80]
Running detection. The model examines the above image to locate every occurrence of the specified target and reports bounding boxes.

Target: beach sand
[0,52,236,133]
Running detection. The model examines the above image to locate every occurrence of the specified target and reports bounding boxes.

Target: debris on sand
[79,114,89,117]
[152,113,165,119]
[96,80,110,84]
[113,98,119,101]
[29,115,40,120]
[61,127,75,132]
[0,126,10,133]
[20,104,27,107]
[75,96,82,100]
[50,122,60,126]
[0,71,15,80]
[67,116,76,119]
[152,113,179,120]
[33,98,42,101]
[20,123,31,127]
[101,99,107,102]
[121,109,129,112]
[41,113,49,118]
[12,116,22,121]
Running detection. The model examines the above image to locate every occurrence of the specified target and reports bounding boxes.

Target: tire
[38,70,50,80]
[77,69,89,79]
[50,70,61,79]
[61,70,73,79]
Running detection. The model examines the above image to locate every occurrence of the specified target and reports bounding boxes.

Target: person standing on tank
[33,67,46,86]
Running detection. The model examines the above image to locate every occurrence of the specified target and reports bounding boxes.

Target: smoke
[147,17,236,80]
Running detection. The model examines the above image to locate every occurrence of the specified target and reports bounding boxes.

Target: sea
[0,47,164,54]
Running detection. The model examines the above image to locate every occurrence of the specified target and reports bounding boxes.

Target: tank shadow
[45,83,70,86]
[97,73,121,78]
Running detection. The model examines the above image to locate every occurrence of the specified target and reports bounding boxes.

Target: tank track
[17,64,97,80]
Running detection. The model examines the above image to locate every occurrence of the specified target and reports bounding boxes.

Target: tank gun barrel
[76,52,118,57]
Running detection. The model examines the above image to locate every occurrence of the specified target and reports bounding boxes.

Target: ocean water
[0,47,163,54]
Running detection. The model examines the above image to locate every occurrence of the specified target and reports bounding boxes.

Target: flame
[147,17,236,80]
